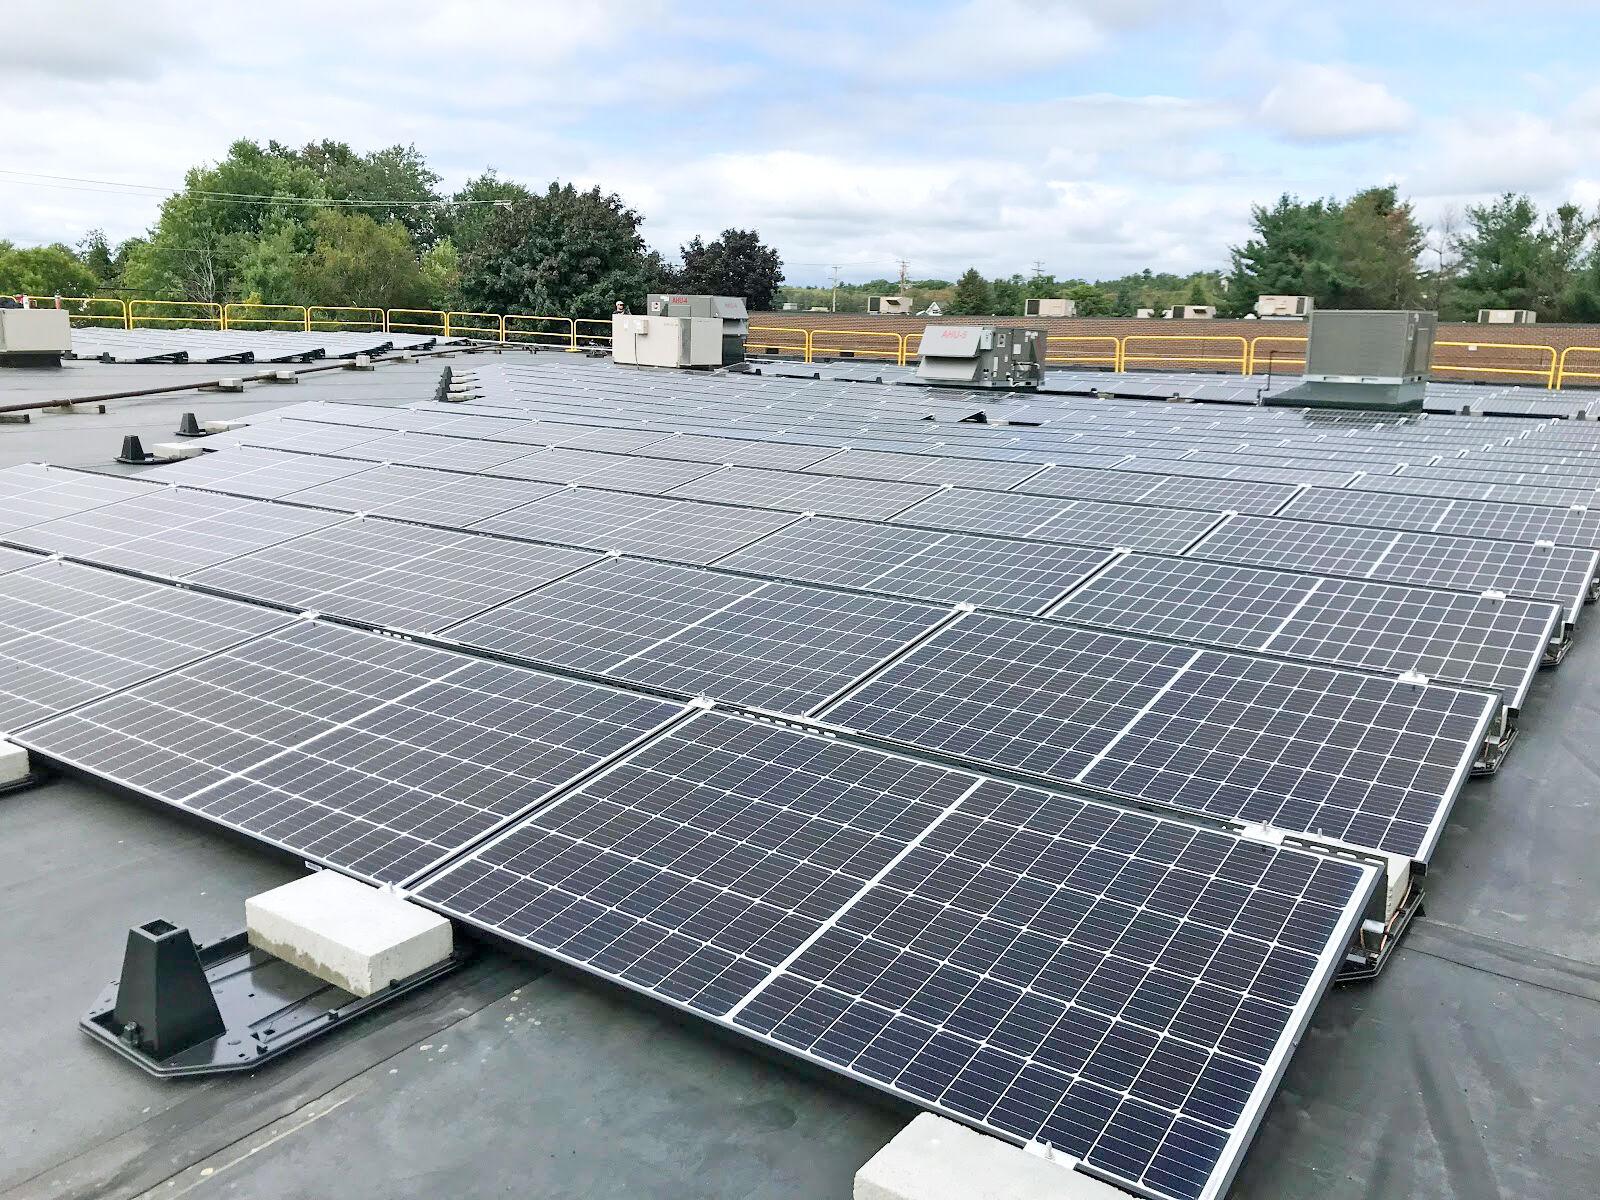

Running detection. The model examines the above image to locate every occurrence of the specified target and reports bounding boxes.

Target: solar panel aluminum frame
[403,709,1382,1200]
[807,611,1499,869]
[14,621,705,889]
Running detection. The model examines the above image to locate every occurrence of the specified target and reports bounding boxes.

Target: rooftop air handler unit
[1167,305,1216,319]
[1025,298,1076,318]
[0,309,71,367]
[1256,295,1313,318]
[1267,309,1436,412]
[1478,309,1537,324]
[611,313,723,368]
[868,295,914,315]
[915,325,1045,390]
[646,294,748,364]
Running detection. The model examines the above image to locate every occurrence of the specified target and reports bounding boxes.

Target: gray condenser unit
[1268,309,1436,412]
[915,325,1045,389]
[646,294,749,364]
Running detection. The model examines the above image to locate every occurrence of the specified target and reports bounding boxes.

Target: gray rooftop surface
[0,351,1596,1200]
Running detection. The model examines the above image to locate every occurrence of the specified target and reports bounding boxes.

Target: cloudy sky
[4,0,1598,284]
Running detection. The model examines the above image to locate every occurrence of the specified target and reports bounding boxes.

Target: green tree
[457,182,658,318]
[949,268,994,315]
[671,228,784,309]
[1065,282,1114,316]
[293,211,433,310]
[1332,186,1423,308]
[1222,194,1342,314]
[77,230,115,286]
[442,171,534,261]
[1448,193,1546,320]
[283,140,443,246]
[0,242,101,297]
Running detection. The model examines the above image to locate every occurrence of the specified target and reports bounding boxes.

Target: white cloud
[1406,113,1586,198]
[1259,64,1415,141]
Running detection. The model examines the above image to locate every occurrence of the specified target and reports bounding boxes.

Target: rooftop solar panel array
[6,348,1594,1199]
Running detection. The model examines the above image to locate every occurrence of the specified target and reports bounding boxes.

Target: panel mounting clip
[1397,668,1430,686]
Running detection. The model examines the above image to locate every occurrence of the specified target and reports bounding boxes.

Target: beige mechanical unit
[1256,294,1313,318]
[915,324,1045,389]
[868,295,914,315]
[1478,308,1537,324]
[1024,297,1076,318]
[610,314,724,368]
[0,309,72,366]
[646,294,749,363]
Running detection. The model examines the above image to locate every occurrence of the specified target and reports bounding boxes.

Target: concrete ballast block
[246,871,452,997]
[0,739,31,784]
[150,443,204,461]
[855,1114,1127,1200]
[203,419,249,433]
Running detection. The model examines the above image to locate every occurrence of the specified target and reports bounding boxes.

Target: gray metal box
[645,294,747,363]
[916,325,1045,389]
[1304,309,1435,382]
[611,314,723,368]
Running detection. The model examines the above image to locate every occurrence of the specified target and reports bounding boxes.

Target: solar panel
[0,546,42,575]
[804,449,1047,490]
[894,489,1223,555]
[230,418,391,456]
[715,516,1114,614]
[0,463,161,535]
[820,613,1495,860]
[187,518,601,632]
[416,711,1378,1200]
[492,446,723,492]
[469,487,800,565]
[1189,515,1597,624]
[0,559,293,730]
[1049,554,1558,710]
[139,446,375,499]
[333,430,537,473]
[1345,471,1599,509]
[15,620,684,883]
[5,486,350,577]
[286,464,561,527]
[669,466,939,521]
[1281,487,1600,550]
[639,432,840,470]
[444,557,947,714]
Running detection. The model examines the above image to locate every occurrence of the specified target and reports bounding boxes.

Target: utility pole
[830,265,840,313]
[897,259,909,291]
[1031,260,1045,280]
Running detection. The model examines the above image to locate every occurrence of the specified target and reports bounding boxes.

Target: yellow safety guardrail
[746,325,812,361]
[22,295,128,328]
[223,302,308,331]
[308,306,385,332]
[505,314,577,348]
[129,300,223,329]
[574,318,613,349]
[386,308,447,335]
[1044,334,1121,369]
[1432,340,1558,389]
[1555,346,1600,390]
[445,311,505,340]
[808,328,906,365]
[1247,335,1308,374]
[1122,333,1249,374]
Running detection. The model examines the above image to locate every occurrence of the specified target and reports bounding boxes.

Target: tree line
[0,139,784,319]
[5,139,1600,323]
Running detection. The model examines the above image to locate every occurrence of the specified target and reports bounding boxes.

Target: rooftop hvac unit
[1024,297,1076,318]
[1135,308,1155,319]
[868,295,914,315]
[1168,305,1216,319]
[1256,295,1313,318]
[0,308,71,366]
[1478,309,1537,324]
[1267,309,1436,412]
[646,294,748,364]
[915,325,1045,390]
[611,314,723,368]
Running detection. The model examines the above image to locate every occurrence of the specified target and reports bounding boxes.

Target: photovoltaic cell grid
[1049,554,1557,709]
[668,466,941,521]
[186,519,603,633]
[417,712,1377,1200]
[1281,487,1600,550]
[1189,515,1598,625]
[443,557,947,714]
[715,516,1115,614]
[2,485,350,578]
[0,463,161,535]
[821,613,1495,860]
[15,621,684,884]
[894,490,1224,555]
[286,464,561,527]
[470,487,800,564]
[0,559,294,731]
[138,446,373,499]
